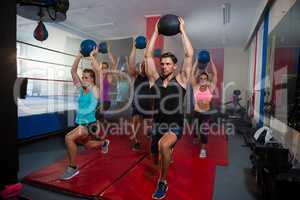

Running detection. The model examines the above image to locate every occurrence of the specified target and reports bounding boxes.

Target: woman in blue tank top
[60,50,110,181]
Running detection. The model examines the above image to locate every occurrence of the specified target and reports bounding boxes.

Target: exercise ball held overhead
[158,14,180,36]
[99,42,108,54]
[198,50,210,64]
[135,36,147,49]
[80,39,97,57]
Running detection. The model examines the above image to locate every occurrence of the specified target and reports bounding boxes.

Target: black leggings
[193,111,211,144]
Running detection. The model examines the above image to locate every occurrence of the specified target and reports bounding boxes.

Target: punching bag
[33,21,48,41]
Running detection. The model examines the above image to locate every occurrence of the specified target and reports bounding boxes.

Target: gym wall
[165,36,251,112]
[104,38,132,64]
[272,47,300,122]
[247,0,300,161]
[248,0,298,124]
[223,48,249,108]
[248,9,269,126]
[268,0,297,34]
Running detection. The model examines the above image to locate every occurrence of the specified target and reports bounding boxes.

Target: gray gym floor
[18,130,259,200]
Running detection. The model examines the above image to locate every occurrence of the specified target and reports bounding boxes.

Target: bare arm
[144,21,160,86]
[90,47,102,72]
[107,42,117,71]
[92,85,100,100]
[210,56,218,91]
[71,53,83,88]
[128,38,138,78]
[177,17,194,88]
[90,47,104,87]
[191,59,199,86]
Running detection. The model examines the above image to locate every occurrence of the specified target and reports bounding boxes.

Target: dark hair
[102,62,109,69]
[160,52,178,64]
[83,68,96,84]
[200,71,209,79]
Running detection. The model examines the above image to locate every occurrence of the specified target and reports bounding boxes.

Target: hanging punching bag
[33,21,48,41]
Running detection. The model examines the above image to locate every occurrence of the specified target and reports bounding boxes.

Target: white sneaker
[59,166,79,180]
[199,149,207,159]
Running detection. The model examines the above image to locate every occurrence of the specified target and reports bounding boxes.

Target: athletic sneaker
[152,181,168,199]
[132,142,141,151]
[101,139,110,154]
[59,166,79,180]
[199,149,207,158]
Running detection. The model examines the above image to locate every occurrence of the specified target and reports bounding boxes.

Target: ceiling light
[222,3,231,25]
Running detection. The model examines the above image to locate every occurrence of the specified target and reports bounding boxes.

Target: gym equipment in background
[33,21,48,41]
[17,0,69,42]
[253,144,292,187]
[158,14,180,36]
[135,36,147,49]
[80,39,97,57]
[17,0,69,22]
[261,168,300,200]
[224,89,246,119]
[224,89,253,145]
[99,42,108,54]
[253,126,274,145]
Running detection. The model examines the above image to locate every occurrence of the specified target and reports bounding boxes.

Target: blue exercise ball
[197,62,208,70]
[135,36,147,49]
[80,39,97,57]
[198,50,210,64]
[158,14,180,36]
[99,42,108,54]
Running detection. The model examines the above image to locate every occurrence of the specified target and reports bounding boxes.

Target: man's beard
[161,71,173,80]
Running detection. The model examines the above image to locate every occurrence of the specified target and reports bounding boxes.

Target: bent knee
[65,127,86,142]
[158,140,170,152]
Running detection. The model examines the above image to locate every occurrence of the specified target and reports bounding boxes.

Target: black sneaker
[101,139,110,154]
[132,142,141,151]
[152,181,168,199]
